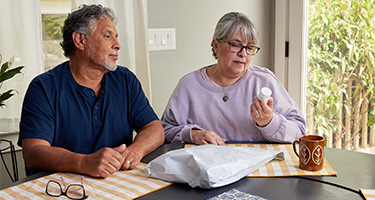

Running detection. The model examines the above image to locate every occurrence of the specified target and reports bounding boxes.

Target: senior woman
[161,12,305,145]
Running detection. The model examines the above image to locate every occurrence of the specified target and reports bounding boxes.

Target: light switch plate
[148,28,176,51]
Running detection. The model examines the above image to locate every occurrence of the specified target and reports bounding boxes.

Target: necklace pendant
[223,96,228,102]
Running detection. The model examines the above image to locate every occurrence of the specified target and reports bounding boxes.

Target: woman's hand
[251,96,274,127]
[191,129,226,145]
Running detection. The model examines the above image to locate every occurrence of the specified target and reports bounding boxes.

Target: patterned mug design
[312,145,324,165]
[300,145,311,165]
[293,135,325,171]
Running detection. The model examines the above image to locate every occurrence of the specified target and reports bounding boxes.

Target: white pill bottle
[258,87,272,103]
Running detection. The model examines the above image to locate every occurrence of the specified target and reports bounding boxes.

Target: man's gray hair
[60,4,117,58]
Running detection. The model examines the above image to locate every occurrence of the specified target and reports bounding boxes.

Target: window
[275,0,375,153]
[42,14,67,71]
[273,0,307,114]
[306,0,375,152]
[41,0,71,71]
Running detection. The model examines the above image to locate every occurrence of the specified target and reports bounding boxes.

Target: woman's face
[213,30,254,78]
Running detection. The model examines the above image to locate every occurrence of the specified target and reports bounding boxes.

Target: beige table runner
[0,163,172,200]
[185,143,337,177]
[360,189,375,200]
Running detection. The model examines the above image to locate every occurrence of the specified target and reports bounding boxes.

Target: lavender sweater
[161,65,306,144]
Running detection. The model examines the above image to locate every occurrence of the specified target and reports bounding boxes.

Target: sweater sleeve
[257,103,306,143]
[254,70,306,143]
[161,104,203,144]
[161,72,205,144]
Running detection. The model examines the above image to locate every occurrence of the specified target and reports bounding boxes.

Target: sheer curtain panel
[0,0,44,133]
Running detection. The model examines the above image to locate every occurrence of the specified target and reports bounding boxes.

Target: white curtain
[72,0,152,100]
[0,0,44,133]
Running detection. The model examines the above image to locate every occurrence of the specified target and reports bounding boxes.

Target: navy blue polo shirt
[18,61,158,154]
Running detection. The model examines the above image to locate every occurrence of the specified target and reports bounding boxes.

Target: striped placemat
[360,189,375,200]
[185,143,337,177]
[0,163,172,200]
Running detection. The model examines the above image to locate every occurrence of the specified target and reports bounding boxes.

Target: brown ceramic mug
[293,135,325,171]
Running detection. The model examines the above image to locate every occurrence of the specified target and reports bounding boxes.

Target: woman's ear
[72,32,86,51]
[211,38,218,54]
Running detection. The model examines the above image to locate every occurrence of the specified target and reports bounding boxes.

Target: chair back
[0,139,19,182]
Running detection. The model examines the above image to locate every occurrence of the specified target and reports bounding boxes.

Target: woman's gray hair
[211,12,258,59]
[60,4,117,58]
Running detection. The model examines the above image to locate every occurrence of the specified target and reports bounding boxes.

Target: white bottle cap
[258,87,272,102]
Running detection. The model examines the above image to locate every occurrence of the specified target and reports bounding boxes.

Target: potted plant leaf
[0,54,24,108]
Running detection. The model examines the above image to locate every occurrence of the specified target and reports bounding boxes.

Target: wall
[147,0,275,117]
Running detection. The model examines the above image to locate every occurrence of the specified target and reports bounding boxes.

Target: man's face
[86,18,121,71]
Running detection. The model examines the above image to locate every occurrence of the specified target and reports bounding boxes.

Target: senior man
[18,4,164,178]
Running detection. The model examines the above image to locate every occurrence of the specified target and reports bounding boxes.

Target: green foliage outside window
[43,15,65,40]
[307,0,375,149]
[42,15,67,71]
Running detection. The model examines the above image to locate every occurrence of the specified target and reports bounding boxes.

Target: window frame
[274,0,308,115]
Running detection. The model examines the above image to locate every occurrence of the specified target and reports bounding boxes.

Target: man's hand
[118,120,164,170]
[81,144,126,178]
[117,147,142,170]
[191,129,226,145]
[22,139,129,178]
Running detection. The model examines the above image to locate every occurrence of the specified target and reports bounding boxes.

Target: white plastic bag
[145,145,284,188]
